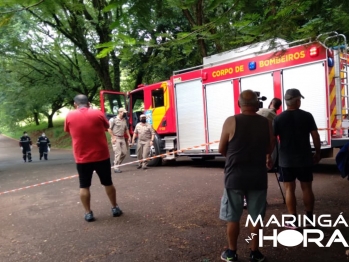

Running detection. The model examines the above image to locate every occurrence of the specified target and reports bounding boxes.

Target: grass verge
[1,118,112,149]
[2,119,72,149]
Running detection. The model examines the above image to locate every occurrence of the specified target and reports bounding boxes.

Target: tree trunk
[33,112,40,126]
[134,69,144,90]
[111,51,121,91]
[182,2,208,59]
[197,38,207,58]
[196,0,207,57]
[47,114,54,128]
[82,48,113,90]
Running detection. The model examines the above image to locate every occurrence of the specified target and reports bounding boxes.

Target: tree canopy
[0,0,349,128]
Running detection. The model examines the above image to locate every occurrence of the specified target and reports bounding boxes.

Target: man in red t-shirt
[64,94,123,222]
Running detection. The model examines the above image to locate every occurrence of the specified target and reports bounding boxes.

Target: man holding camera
[257,98,282,121]
[257,98,282,167]
[218,90,274,262]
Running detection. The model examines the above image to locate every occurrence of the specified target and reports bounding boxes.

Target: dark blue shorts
[280,166,313,182]
[76,158,113,188]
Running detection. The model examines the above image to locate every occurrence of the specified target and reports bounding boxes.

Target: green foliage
[1,118,73,149]
[1,0,349,130]
[0,9,102,129]
[0,13,13,26]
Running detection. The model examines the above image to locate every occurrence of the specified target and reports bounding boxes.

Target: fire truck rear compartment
[174,79,206,154]
[282,62,329,146]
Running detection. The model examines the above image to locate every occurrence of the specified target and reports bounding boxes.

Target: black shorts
[280,166,313,182]
[76,158,113,188]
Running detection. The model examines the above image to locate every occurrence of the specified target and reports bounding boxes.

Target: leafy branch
[0,0,45,14]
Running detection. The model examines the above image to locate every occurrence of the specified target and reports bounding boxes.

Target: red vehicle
[101,32,349,165]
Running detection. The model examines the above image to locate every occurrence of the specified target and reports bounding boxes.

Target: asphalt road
[0,135,349,262]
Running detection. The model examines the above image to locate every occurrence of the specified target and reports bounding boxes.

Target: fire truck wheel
[148,139,162,166]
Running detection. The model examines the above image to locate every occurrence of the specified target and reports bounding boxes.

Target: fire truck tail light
[309,47,319,57]
[249,62,256,70]
[331,130,336,137]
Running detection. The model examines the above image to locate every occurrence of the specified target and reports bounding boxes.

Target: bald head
[238,90,259,108]
[74,94,89,106]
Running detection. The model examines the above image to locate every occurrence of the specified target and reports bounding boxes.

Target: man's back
[65,107,110,163]
[273,109,317,167]
[224,114,270,190]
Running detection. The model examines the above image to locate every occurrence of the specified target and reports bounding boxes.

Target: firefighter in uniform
[108,108,131,173]
[131,114,155,170]
[37,133,51,160]
[19,131,32,162]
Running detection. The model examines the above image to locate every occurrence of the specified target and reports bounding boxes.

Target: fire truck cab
[101,32,349,166]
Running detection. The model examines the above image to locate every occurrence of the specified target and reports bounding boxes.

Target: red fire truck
[101,31,349,165]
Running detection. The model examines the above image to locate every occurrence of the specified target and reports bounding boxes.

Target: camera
[254,91,267,109]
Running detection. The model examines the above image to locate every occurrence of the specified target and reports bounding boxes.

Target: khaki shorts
[219,188,267,222]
